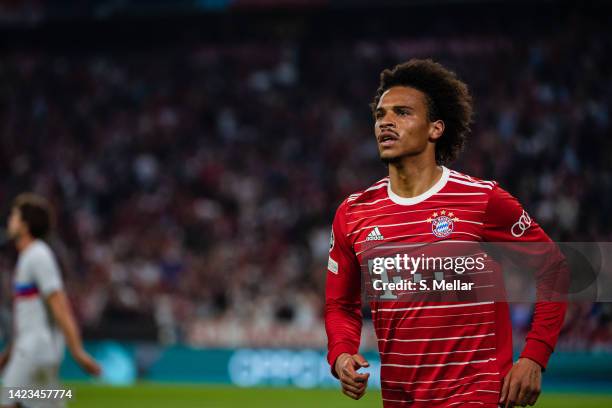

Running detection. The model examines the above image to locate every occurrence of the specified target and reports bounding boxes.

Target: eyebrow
[375,105,414,114]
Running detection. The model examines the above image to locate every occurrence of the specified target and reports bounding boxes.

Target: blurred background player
[0,194,100,408]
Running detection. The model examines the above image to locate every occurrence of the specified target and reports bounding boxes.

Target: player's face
[7,207,25,240]
[374,86,440,164]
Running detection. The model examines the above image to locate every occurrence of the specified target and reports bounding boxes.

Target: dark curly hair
[13,193,53,238]
[371,59,473,165]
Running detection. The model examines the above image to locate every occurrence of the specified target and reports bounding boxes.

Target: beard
[379,144,426,166]
[380,155,401,166]
[379,150,411,166]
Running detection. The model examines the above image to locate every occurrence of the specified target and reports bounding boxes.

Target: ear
[429,120,445,141]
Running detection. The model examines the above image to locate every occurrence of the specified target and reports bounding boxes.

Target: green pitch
[66,384,612,408]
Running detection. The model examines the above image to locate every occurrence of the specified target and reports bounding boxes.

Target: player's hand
[499,357,542,407]
[335,353,370,400]
[73,349,102,377]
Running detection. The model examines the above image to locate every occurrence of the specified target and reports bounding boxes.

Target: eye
[396,108,410,116]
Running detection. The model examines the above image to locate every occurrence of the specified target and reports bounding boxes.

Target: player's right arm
[325,199,369,399]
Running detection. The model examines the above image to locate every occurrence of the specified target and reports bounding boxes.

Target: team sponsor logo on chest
[427,210,459,238]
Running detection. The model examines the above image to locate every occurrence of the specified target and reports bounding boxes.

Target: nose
[379,115,396,130]
[377,110,396,129]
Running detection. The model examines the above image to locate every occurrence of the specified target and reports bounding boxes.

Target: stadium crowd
[0,17,611,351]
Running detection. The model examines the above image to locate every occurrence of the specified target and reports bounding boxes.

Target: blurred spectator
[0,13,611,351]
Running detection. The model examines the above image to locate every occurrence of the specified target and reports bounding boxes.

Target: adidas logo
[366,227,385,241]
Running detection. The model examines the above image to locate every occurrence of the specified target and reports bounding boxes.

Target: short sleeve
[26,244,64,296]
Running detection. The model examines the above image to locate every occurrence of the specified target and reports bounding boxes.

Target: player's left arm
[46,290,100,376]
[29,247,101,376]
[482,185,568,407]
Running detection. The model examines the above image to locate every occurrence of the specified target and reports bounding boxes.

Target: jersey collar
[387,166,449,206]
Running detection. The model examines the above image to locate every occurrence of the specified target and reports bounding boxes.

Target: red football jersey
[325,166,567,407]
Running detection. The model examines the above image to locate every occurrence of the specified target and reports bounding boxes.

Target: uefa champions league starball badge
[428,210,459,238]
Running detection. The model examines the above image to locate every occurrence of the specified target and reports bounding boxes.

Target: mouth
[378,131,399,147]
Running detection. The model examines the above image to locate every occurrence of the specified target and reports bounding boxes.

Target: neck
[388,156,442,198]
[16,234,35,253]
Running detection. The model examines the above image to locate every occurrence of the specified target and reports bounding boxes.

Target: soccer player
[325,59,567,407]
[0,193,100,408]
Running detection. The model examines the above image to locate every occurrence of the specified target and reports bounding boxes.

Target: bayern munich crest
[427,210,459,238]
